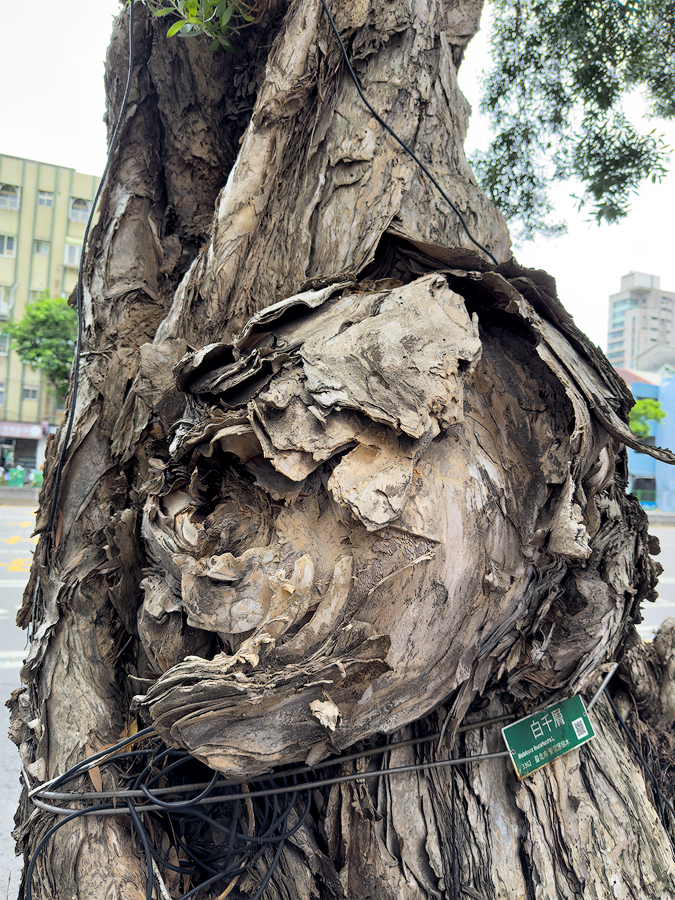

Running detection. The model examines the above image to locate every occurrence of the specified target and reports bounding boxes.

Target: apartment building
[0,154,100,469]
[606,272,675,370]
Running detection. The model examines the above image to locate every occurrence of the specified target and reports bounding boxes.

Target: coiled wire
[26,729,312,900]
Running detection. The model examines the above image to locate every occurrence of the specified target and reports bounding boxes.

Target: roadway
[0,504,36,898]
[638,526,675,639]
[0,511,671,897]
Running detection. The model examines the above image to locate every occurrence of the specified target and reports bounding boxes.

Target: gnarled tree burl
[11,1,675,897]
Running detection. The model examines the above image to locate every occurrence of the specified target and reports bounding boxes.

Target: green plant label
[502,695,595,779]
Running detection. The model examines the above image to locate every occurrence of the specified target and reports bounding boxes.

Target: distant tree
[629,397,667,437]
[473,0,675,239]
[13,5,675,899]
[140,0,675,241]
[1,291,77,401]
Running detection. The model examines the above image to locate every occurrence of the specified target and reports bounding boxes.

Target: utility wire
[33,712,517,802]
[30,751,512,816]
[38,0,136,600]
[29,678,675,898]
[604,686,675,826]
[318,0,499,267]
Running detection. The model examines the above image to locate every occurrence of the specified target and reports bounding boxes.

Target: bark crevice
[11,2,675,898]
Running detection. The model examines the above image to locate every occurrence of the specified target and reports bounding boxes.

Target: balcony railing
[632,490,657,506]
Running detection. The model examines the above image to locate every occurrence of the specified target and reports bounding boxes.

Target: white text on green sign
[501,695,595,779]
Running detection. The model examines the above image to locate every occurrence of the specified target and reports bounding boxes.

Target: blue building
[617,367,675,510]
[655,376,675,512]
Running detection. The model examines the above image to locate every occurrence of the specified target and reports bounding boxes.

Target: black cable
[25,805,115,900]
[36,714,516,803]
[27,742,312,900]
[36,0,136,635]
[126,799,156,900]
[24,722,505,900]
[140,769,219,811]
[249,836,287,900]
[173,786,312,900]
[33,725,155,795]
[34,748,512,814]
[451,743,458,900]
[318,0,499,267]
[604,687,675,825]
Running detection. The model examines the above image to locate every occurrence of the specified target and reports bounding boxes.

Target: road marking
[0,559,31,572]
[659,577,675,584]
[0,536,37,545]
[0,580,28,586]
[0,651,25,669]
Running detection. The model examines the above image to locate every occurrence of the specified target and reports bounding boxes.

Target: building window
[0,285,12,319]
[0,334,9,356]
[23,387,38,401]
[37,191,54,207]
[0,184,20,211]
[63,243,82,267]
[68,197,91,223]
[0,383,4,405]
[613,299,638,312]
[0,235,16,257]
[28,290,42,304]
[33,240,49,255]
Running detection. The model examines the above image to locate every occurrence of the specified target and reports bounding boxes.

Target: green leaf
[209,38,221,51]
[220,4,234,26]
[149,6,177,16]
[0,291,77,400]
[167,19,187,36]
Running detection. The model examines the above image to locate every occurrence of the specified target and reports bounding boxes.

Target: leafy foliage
[1,292,77,400]
[629,397,667,438]
[138,0,263,52]
[472,0,674,239]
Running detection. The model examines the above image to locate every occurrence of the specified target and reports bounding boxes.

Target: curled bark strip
[11,1,675,897]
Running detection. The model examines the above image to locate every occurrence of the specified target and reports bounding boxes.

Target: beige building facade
[606,272,675,371]
[0,154,100,469]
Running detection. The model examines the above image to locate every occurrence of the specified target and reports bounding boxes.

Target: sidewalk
[0,488,38,508]
[647,511,675,527]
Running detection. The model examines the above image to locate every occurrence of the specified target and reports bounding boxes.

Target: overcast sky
[2,0,673,349]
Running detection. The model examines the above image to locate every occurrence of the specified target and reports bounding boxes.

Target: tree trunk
[11,2,675,898]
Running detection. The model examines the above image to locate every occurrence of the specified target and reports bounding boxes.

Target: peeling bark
[10,1,675,898]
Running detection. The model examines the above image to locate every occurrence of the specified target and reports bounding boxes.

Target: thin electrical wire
[604,687,675,825]
[318,0,499,267]
[29,725,155,796]
[25,805,115,900]
[34,0,137,639]
[587,663,619,711]
[127,798,156,900]
[27,738,313,900]
[31,749,512,817]
[34,713,517,802]
[33,680,675,898]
